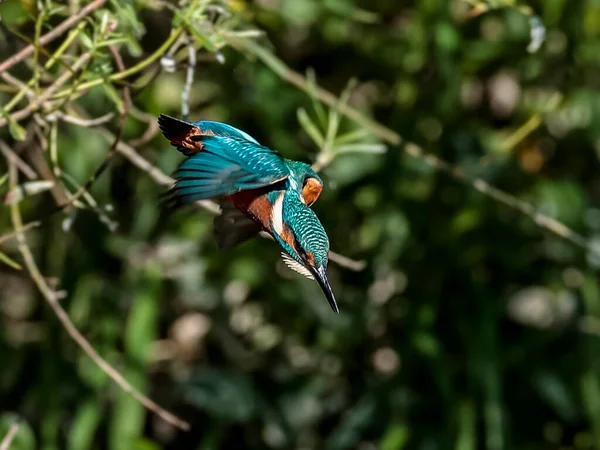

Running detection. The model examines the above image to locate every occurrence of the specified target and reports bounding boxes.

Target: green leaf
[334,128,372,145]
[185,22,218,52]
[102,83,125,112]
[96,37,130,49]
[124,266,161,363]
[7,115,27,141]
[381,424,409,450]
[68,399,102,450]
[109,367,146,450]
[79,32,94,50]
[297,108,324,147]
[334,143,387,155]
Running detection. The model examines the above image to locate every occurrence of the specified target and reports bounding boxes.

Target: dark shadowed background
[1,0,600,449]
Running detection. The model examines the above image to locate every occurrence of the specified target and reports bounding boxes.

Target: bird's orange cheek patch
[302,178,323,206]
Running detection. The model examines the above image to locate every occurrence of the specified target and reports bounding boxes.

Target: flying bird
[158,114,338,312]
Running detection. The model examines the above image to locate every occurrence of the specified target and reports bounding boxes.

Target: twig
[0,0,107,74]
[181,39,197,121]
[259,231,365,271]
[328,251,366,271]
[0,51,95,127]
[7,162,190,431]
[0,140,37,180]
[56,45,130,212]
[232,38,598,259]
[127,106,160,147]
[0,422,21,450]
[106,129,222,214]
[53,111,115,127]
[49,28,184,101]
[0,220,41,246]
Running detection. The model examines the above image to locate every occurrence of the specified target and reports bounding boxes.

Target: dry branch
[6,162,190,431]
[0,0,107,74]
[0,422,21,450]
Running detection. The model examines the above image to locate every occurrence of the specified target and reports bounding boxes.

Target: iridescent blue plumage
[192,121,259,144]
[158,114,338,312]
[158,114,323,207]
[171,134,289,202]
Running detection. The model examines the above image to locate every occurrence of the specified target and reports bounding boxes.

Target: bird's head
[284,160,323,206]
[270,190,338,313]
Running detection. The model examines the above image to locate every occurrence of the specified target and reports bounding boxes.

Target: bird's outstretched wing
[158,114,259,156]
[166,134,289,204]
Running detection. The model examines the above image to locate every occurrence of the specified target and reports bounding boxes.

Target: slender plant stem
[0,51,94,127]
[6,163,190,431]
[0,422,21,450]
[49,28,184,101]
[0,0,107,73]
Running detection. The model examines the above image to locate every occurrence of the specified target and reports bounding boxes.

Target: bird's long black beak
[311,265,339,313]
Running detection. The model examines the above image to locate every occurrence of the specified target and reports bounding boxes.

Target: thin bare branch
[0,51,95,128]
[181,39,197,121]
[54,45,130,213]
[0,220,41,246]
[328,251,367,271]
[7,162,190,431]
[53,111,115,127]
[0,0,107,74]
[0,140,37,180]
[0,422,21,450]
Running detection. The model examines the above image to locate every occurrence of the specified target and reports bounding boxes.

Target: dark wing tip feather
[158,114,194,138]
[158,186,184,210]
[158,114,199,156]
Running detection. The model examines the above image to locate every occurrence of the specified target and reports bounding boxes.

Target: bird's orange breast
[228,189,273,233]
[229,190,298,253]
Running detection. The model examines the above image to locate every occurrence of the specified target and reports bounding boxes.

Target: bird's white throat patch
[271,191,285,236]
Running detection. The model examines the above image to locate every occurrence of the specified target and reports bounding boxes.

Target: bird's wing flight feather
[197,121,259,144]
[281,253,315,280]
[158,114,260,156]
[167,135,289,204]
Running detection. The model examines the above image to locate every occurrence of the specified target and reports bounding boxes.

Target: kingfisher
[158,114,338,313]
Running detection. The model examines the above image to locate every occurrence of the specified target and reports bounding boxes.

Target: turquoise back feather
[194,121,259,144]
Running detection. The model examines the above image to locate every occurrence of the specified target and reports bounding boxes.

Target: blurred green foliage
[2,0,600,449]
